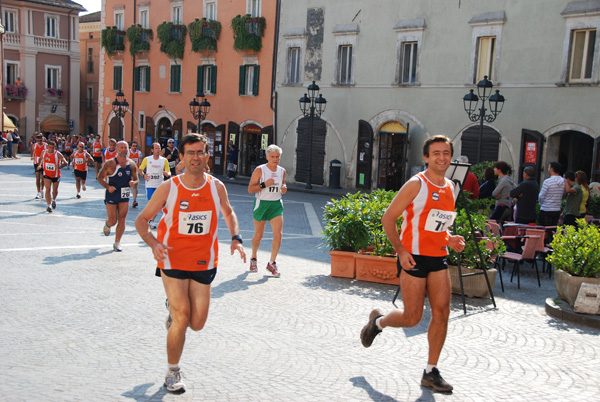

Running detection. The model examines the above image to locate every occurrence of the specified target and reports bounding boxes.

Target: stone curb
[545,297,600,330]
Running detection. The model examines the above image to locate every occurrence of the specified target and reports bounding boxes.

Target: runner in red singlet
[71,142,94,198]
[38,140,68,213]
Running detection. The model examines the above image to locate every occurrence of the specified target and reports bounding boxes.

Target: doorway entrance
[548,131,593,178]
[156,117,172,151]
[377,122,409,191]
[240,124,263,176]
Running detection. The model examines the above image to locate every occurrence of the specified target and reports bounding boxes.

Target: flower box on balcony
[157,22,187,59]
[101,26,126,57]
[4,84,28,100]
[126,24,154,57]
[231,14,266,52]
[189,18,222,53]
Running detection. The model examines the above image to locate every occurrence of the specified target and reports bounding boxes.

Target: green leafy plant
[126,24,153,57]
[547,219,600,278]
[189,18,222,53]
[157,21,187,59]
[320,190,400,256]
[587,195,600,218]
[101,26,126,57]
[447,210,506,269]
[231,14,266,52]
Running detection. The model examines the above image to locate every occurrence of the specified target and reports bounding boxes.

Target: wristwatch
[231,234,243,244]
[259,182,266,189]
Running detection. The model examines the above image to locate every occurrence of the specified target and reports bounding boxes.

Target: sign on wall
[525,142,537,164]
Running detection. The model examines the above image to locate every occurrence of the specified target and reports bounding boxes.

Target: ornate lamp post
[111,90,129,141]
[299,81,327,189]
[189,90,211,132]
[463,75,505,163]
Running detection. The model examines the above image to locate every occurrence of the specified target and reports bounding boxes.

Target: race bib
[121,187,131,198]
[169,161,176,169]
[45,163,56,172]
[150,173,161,180]
[75,158,84,165]
[178,211,212,235]
[424,209,457,233]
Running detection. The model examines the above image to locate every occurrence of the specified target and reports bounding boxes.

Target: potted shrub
[447,210,505,297]
[321,192,371,278]
[547,219,600,307]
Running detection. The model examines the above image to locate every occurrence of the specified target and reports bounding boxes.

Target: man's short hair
[47,140,56,147]
[523,166,535,177]
[266,144,282,156]
[131,141,138,146]
[549,162,562,175]
[423,135,453,157]
[109,138,117,145]
[564,171,575,181]
[179,133,208,154]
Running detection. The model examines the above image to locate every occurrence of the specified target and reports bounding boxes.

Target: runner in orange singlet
[38,140,68,213]
[127,141,143,207]
[71,142,94,198]
[360,135,466,393]
[135,133,246,393]
[31,133,46,199]
[103,138,118,165]
[91,134,103,177]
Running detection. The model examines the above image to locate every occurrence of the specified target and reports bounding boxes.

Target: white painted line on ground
[303,202,323,236]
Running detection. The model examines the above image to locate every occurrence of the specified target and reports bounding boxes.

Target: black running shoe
[360,309,383,347]
[51,200,56,209]
[421,368,453,392]
[46,206,53,213]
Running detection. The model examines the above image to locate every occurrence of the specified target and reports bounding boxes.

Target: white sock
[168,363,180,371]
[375,317,383,330]
[426,364,436,374]
[269,261,275,265]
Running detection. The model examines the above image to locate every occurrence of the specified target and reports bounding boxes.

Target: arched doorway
[156,117,172,150]
[200,123,216,172]
[240,124,263,176]
[108,116,123,140]
[377,121,409,191]
[460,125,501,164]
[547,131,593,178]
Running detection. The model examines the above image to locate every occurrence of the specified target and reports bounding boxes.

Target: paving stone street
[1,157,598,401]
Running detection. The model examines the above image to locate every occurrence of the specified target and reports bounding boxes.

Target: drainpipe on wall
[67,9,74,128]
[270,0,281,145]
[130,0,137,143]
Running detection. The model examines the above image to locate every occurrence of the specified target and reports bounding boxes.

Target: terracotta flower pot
[555,269,600,307]
[448,265,497,298]
[329,250,356,279]
[355,253,399,285]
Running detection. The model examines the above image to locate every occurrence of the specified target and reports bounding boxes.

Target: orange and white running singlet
[128,149,142,166]
[32,143,46,164]
[104,148,118,160]
[157,174,221,271]
[72,151,88,171]
[92,141,103,157]
[41,151,61,179]
[400,172,456,257]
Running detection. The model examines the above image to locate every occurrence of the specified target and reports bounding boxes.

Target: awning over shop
[40,115,69,132]
[3,113,16,129]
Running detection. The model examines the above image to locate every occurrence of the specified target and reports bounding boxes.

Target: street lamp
[463,75,505,163]
[189,90,211,132]
[111,90,128,141]
[298,81,327,189]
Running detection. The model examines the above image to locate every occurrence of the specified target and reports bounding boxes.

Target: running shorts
[253,199,283,221]
[397,254,448,278]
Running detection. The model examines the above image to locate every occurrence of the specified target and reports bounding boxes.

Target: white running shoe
[103,222,111,236]
[113,242,122,252]
[164,368,185,393]
[82,184,86,191]
[35,193,40,200]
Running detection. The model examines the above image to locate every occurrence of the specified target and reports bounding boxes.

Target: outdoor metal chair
[497,230,541,289]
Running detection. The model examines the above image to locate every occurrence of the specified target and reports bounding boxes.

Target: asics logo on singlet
[180,201,189,210]
[432,192,439,201]
[191,193,200,197]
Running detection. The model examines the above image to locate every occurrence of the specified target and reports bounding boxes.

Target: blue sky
[78,0,101,15]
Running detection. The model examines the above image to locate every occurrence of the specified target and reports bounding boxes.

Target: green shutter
[176,65,181,92]
[252,65,260,96]
[211,65,217,94]
[171,65,181,92]
[113,66,122,90]
[197,65,203,93]
[145,66,151,91]
[134,67,140,91]
[239,65,245,95]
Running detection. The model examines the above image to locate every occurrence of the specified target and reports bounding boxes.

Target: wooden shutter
[134,67,140,91]
[252,65,260,95]
[211,65,217,94]
[356,120,373,188]
[295,117,326,185]
[460,126,500,164]
[145,66,151,91]
[519,129,545,184]
[239,66,245,95]
[197,65,204,93]
[113,66,121,90]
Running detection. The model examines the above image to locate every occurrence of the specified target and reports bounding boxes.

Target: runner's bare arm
[58,152,68,169]
[281,169,288,194]
[247,167,263,194]
[381,176,421,270]
[129,161,139,186]
[216,180,247,263]
[97,159,116,192]
[134,181,171,262]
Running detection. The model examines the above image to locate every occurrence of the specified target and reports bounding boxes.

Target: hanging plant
[157,21,187,59]
[231,14,266,52]
[101,26,126,57]
[126,24,154,57]
[189,18,222,53]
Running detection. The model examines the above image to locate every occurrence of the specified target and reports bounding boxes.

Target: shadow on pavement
[121,382,169,401]
[212,271,271,299]
[349,376,398,402]
[42,247,114,265]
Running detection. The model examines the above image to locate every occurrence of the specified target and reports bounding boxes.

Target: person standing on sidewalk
[139,143,171,228]
[135,133,246,393]
[248,144,287,277]
[97,141,138,252]
[360,135,465,393]
[538,162,564,226]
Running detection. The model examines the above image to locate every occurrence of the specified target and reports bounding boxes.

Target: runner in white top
[127,141,143,208]
[248,144,287,277]
[139,143,171,228]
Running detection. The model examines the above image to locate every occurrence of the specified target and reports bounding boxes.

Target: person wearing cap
[161,138,180,177]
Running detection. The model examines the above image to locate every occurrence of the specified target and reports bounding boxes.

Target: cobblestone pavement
[1,158,598,401]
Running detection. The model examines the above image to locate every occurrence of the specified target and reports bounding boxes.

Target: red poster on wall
[525,142,537,164]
